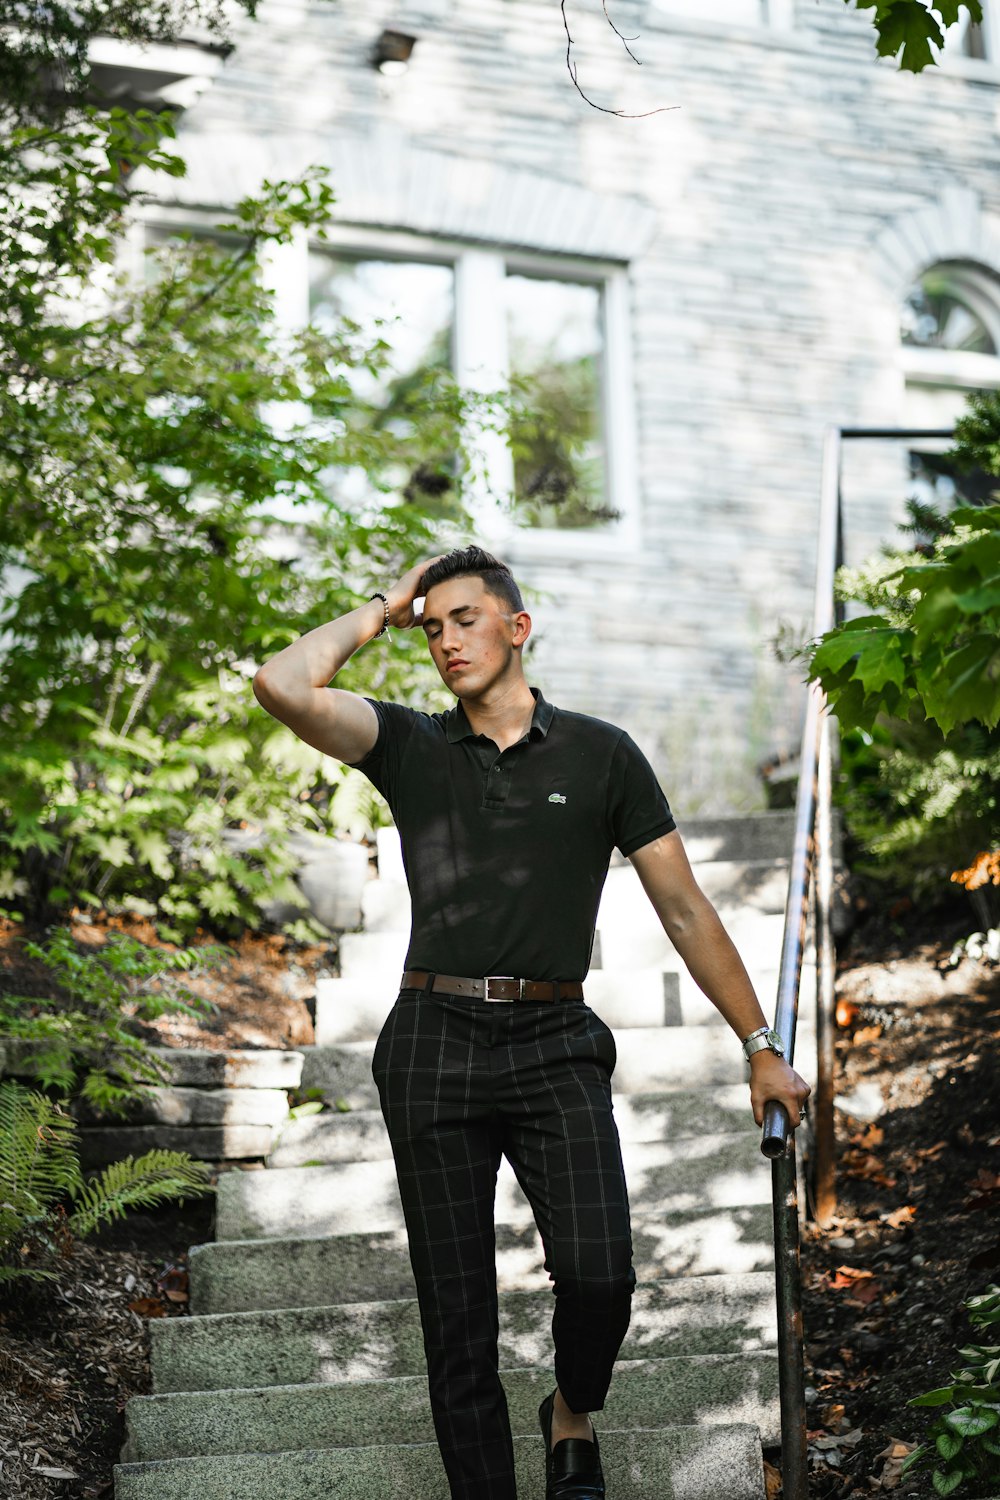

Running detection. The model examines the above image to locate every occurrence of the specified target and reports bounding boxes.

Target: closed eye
[427,618,475,639]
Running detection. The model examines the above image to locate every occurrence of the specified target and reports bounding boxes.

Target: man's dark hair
[419,546,524,614]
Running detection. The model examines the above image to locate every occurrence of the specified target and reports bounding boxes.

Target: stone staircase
[115,812,818,1499]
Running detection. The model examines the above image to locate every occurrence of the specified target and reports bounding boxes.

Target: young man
[253,545,811,1500]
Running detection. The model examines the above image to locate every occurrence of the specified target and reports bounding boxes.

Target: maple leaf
[874,3,941,74]
[831,1266,875,1289]
[847,1278,883,1305]
[934,0,983,23]
[842,1149,897,1187]
[127,1295,167,1318]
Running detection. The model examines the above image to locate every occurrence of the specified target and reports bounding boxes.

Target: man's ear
[512,610,532,647]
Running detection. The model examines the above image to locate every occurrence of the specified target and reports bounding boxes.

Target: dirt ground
[798,887,1000,1499]
[1,897,999,1498]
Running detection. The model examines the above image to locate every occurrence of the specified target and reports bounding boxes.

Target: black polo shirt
[348,686,676,982]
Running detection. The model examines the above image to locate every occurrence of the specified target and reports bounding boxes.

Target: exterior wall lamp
[372,29,417,76]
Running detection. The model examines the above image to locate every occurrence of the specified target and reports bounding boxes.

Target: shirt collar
[445,685,554,744]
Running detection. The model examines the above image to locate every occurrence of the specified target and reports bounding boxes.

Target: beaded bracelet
[369,591,390,638]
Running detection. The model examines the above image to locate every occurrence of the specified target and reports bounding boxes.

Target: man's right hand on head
[389,554,448,630]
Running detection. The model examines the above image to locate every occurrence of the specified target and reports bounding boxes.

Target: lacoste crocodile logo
[548,793,567,804]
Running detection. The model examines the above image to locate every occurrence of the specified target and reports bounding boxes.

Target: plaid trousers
[372,983,636,1500]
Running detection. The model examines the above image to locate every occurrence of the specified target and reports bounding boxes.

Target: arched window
[901,261,1000,510]
[901,267,998,354]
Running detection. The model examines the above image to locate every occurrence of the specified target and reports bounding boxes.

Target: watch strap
[742,1026,785,1060]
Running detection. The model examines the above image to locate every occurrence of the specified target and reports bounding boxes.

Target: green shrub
[803,490,999,889]
[0,927,229,1115]
[835,718,1000,894]
[0,1080,213,1285]
[901,1285,1000,1497]
[810,501,1000,737]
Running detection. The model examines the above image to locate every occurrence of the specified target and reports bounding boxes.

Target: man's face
[420,574,529,696]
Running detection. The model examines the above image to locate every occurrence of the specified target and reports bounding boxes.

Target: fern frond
[0,1264,57,1284]
[67,1151,213,1238]
[0,1083,81,1226]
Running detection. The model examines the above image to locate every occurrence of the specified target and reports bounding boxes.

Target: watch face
[769,1031,785,1055]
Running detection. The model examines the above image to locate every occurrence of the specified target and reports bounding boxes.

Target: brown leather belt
[401,969,584,1003]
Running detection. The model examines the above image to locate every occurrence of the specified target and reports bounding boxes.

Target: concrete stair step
[299,1026,753,1110]
[336,918,802,981]
[360,858,793,934]
[124,1350,780,1460]
[596,912,793,975]
[189,1203,775,1314]
[599,859,790,925]
[313,965,815,1041]
[150,1274,777,1394]
[148,1049,303,1090]
[266,1084,759,1165]
[80,1124,275,1167]
[115,1422,765,1499]
[372,813,799,870]
[72,1087,291,1128]
[218,1133,770,1240]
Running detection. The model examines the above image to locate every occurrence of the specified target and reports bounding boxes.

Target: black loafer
[538,1389,606,1499]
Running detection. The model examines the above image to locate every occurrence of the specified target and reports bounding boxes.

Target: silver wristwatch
[741,1026,785,1061]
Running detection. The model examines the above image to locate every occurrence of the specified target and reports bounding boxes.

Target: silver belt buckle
[484,974,521,1001]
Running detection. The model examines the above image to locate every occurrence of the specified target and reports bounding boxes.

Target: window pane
[650,0,764,23]
[901,273,996,354]
[961,7,990,57]
[908,449,997,514]
[307,255,457,515]
[506,274,612,530]
[308,256,453,398]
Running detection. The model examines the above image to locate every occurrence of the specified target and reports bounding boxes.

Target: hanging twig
[562,1,679,118]
[602,0,641,66]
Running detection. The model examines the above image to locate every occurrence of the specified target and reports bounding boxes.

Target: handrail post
[813,705,837,1226]
[773,1146,809,1500]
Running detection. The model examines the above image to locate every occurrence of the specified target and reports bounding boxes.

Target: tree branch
[561,1,678,118]
[603,0,642,66]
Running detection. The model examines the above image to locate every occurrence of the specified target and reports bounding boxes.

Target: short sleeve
[345,698,419,817]
[607,732,677,858]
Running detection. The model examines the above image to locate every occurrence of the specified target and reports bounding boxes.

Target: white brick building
[125,0,1000,810]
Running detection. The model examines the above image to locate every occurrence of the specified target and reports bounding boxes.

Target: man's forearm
[255,599,386,705]
[664,894,770,1043]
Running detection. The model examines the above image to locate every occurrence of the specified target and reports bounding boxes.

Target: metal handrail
[763,424,956,1500]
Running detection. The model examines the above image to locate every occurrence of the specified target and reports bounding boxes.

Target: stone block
[190,1203,774,1316]
[116,1422,764,1499]
[79,1124,274,1167]
[216,1132,769,1241]
[124,1350,780,1460]
[150,1274,776,1394]
[150,1049,303,1090]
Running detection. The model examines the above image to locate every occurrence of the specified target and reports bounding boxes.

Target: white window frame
[142,214,642,558]
[647,0,769,32]
[645,0,799,38]
[900,261,1000,463]
[456,247,642,560]
[900,262,1000,385]
[932,1,1000,74]
[136,214,642,555]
